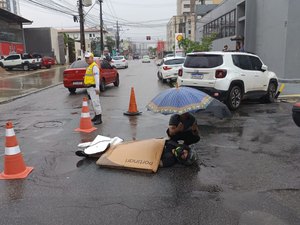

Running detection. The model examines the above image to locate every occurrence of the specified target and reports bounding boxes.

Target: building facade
[166,15,197,51]
[177,0,196,15]
[198,0,300,79]
[24,27,65,64]
[58,27,112,58]
[0,0,20,15]
[0,8,31,56]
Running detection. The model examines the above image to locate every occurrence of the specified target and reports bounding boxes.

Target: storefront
[0,8,31,57]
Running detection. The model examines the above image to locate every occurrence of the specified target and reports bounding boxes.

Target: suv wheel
[226,85,242,110]
[262,82,277,103]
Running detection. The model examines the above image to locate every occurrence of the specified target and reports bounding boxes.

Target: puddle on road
[0,67,66,102]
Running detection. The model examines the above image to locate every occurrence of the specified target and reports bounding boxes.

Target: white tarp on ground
[78,135,123,155]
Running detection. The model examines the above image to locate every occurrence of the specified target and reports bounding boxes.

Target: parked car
[157,56,185,82]
[32,54,55,69]
[0,53,41,71]
[63,59,119,94]
[133,54,139,60]
[142,55,151,63]
[111,56,128,69]
[177,51,278,110]
[164,53,175,58]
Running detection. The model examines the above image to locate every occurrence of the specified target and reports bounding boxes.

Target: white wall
[50,28,61,64]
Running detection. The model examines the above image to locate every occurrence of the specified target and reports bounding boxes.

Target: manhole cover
[34,121,63,128]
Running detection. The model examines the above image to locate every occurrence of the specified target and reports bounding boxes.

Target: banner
[174,33,184,57]
[0,42,24,56]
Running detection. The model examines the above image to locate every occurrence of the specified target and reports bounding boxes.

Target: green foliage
[148,46,157,55]
[105,36,115,53]
[178,33,217,54]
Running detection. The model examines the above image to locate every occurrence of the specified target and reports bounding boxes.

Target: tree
[105,36,116,53]
[178,33,217,54]
[148,46,156,56]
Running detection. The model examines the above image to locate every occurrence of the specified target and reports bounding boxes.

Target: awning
[0,8,32,24]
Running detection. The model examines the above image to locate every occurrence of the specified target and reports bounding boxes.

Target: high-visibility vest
[84,62,98,85]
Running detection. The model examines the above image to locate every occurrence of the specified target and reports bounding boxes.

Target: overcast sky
[19,0,177,43]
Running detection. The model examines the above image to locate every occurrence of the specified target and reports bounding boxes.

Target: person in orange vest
[84,52,102,125]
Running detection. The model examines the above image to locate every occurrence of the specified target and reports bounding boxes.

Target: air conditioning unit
[83,0,92,7]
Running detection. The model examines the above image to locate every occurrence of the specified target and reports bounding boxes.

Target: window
[101,60,112,69]
[70,60,88,68]
[249,56,263,71]
[165,58,185,65]
[184,55,223,68]
[203,9,236,39]
[5,55,20,60]
[184,4,190,8]
[232,55,252,70]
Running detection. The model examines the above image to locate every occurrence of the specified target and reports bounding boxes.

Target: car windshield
[143,55,149,58]
[164,58,185,65]
[112,56,124,60]
[69,60,88,69]
[184,54,223,68]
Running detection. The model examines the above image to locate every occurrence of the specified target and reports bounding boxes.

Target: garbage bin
[292,102,300,127]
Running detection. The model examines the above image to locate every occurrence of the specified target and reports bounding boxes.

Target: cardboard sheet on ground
[96,138,166,173]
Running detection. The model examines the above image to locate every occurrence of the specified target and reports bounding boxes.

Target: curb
[278,79,300,83]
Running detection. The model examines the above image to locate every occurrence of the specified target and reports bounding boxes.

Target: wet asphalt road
[0,60,299,225]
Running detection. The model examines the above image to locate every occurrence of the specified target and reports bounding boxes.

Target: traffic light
[146,36,151,40]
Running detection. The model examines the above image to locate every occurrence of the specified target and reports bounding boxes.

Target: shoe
[93,114,102,125]
[75,150,89,157]
[91,115,97,122]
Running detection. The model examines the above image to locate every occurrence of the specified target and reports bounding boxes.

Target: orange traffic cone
[0,121,33,180]
[124,87,142,116]
[75,97,97,133]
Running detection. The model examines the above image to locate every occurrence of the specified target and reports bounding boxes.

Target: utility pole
[99,0,104,56]
[78,0,85,52]
[116,20,120,52]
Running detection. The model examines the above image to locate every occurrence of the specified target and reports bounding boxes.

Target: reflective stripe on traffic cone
[124,87,142,116]
[75,97,97,133]
[0,121,34,180]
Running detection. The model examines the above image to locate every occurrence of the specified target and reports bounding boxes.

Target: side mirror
[261,65,268,72]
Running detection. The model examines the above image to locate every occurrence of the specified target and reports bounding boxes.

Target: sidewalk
[278,78,300,97]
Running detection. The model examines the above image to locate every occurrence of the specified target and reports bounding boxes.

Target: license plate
[191,73,204,79]
[73,81,83,85]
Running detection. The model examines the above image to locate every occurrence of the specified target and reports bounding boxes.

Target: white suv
[157,56,185,82]
[177,51,278,110]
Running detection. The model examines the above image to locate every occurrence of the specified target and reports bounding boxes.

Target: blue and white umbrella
[146,86,231,118]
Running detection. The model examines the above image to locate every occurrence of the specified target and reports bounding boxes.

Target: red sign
[0,42,24,56]
[156,41,165,53]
